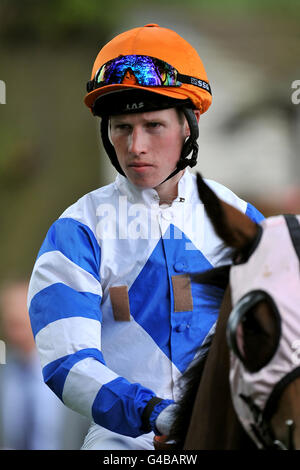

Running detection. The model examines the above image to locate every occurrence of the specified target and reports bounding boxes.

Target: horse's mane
[197,175,237,246]
[168,343,211,448]
[167,175,233,448]
[169,264,230,448]
[197,174,260,260]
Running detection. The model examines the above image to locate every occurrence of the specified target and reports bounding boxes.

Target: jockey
[28,24,264,450]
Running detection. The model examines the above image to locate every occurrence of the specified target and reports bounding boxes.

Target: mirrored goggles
[86,55,211,95]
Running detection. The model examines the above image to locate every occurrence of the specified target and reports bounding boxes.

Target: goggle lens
[87,54,212,95]
[94,55,180,88]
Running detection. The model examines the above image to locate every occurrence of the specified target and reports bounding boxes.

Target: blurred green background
[0,0,300,284]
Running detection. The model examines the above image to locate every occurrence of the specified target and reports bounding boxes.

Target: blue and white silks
[28,170,264,438]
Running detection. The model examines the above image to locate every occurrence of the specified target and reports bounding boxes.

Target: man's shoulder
[49,180,118,238]
[60,180,117,219]
[206,178,245,202]
[193,176,248,214]
[200,177,264,223]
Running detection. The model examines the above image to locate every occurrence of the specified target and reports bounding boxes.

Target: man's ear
[184,110,200,137]
[194,110,201,123]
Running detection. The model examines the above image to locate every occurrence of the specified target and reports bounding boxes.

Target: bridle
[227,214,300,450]
[239,393,295,450]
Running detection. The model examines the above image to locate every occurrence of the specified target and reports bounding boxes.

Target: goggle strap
[177,73,212,95]
[87,80,94,93]
[87,74,211,95]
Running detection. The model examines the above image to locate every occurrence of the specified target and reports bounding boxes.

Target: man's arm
[28,217,173,437]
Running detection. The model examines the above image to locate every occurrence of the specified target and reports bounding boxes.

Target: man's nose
[128,127,147,155]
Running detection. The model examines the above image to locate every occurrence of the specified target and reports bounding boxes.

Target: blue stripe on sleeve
[92,377,155,437]
[245,202,264,224]
[43,348,105,401]
[37,218,101,281]
[29,283,102,337]
[149,399,175,435]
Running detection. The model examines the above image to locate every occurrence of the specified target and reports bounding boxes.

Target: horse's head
[197,173,300,450]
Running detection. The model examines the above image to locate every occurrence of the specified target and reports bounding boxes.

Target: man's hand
[155,403,179,436]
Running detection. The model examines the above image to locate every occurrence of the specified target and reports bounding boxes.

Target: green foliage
[0,0,133,45]
[0,0,299,45]
[0,0,299,282]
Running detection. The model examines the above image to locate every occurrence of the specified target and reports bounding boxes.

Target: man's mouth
[129,162,152,167]
[128,162,153,172]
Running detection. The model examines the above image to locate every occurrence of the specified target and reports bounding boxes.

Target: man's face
[109,108,188,190]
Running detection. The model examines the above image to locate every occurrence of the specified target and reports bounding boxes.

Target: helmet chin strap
[159,107,199,184]
[100,106,199,183]
[100,115,125,176]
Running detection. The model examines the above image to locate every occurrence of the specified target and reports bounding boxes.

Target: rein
[239,394,295,450]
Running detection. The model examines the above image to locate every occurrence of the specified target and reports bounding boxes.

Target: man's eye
[147,122,161,128]
[115,124,131,131]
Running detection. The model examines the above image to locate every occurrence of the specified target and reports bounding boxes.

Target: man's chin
[129,179,156,189]
[125,173,158,190]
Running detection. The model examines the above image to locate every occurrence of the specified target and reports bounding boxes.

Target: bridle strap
[240,369,300,450]
[284,214,300,261]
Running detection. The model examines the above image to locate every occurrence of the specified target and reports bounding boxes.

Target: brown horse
[168,174,300,450]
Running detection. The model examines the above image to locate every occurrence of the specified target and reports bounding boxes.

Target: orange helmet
[84,23,212,115]
[84,24,212,180]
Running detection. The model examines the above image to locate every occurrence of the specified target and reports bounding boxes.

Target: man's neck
[155,170,184,206]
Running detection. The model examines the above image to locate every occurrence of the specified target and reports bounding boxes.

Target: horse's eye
[227,290,281,372]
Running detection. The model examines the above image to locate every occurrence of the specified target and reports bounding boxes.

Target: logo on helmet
[190,77,210,92]
[125,102,144,111]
